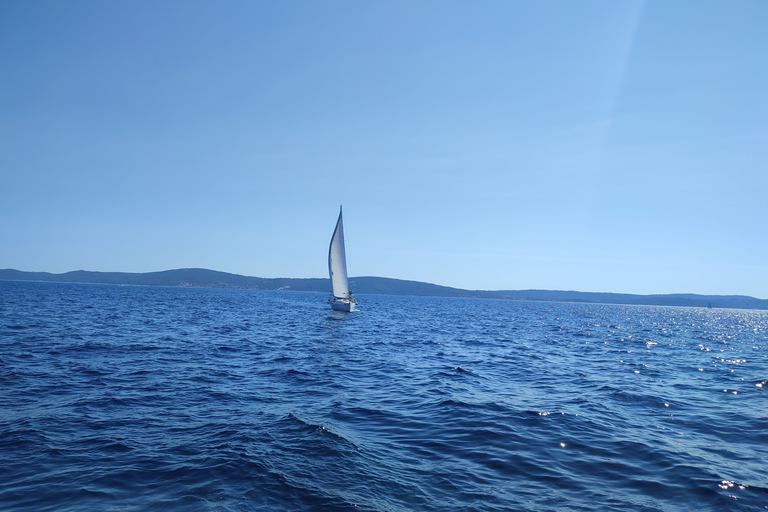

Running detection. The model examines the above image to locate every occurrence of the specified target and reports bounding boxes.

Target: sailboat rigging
[328,206,358,312]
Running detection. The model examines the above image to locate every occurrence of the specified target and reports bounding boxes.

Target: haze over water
[1,280,766,511]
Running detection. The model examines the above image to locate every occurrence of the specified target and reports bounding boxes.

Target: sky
[1,1,766,297]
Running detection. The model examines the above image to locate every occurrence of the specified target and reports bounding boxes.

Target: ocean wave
[1,282,766,511]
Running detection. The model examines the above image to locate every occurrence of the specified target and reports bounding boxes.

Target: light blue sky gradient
[2,1,766,296]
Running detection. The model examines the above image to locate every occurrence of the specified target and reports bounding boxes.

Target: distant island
[1,268,767,310]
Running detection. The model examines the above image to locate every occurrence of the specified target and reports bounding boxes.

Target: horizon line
[1,267,765,301]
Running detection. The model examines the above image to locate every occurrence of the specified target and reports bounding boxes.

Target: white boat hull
[330,298,356,312]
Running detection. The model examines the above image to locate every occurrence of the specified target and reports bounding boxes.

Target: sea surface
[1,280,766,512]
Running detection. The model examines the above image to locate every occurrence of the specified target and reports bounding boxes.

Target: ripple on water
[1,281,767,511]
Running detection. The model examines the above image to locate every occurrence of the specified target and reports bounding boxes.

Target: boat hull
[330,299,356,312]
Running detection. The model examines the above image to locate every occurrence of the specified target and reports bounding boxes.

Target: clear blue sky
[1,1,766,297]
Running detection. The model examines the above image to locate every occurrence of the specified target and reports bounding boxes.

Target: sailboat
[328,206,358,312]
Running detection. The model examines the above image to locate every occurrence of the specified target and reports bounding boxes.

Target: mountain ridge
[1,268,766,310]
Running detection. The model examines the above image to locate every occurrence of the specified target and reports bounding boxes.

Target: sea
[1,280,766,512]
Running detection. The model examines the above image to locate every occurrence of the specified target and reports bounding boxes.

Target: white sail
[328,207,350,299]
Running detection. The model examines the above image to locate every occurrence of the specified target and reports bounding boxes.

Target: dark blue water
[1,281,766,511]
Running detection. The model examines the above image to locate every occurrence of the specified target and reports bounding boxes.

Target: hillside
[1,268,766,310]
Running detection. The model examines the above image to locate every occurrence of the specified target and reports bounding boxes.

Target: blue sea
[1,280,766,511]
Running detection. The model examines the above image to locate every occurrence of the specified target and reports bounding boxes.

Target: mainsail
[328,207,350,299]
